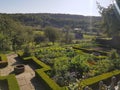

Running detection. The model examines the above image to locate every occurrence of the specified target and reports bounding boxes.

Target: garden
[21,38,120,89]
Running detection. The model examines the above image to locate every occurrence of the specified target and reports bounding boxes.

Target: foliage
[7,13,101,31]
[70,55,90,73]
[34,32,46,44]
[108,49,120,69]
[91,59,114,75]
[53,57,70,76]
[97,1,120,37]
[44,27,60,44]
[0,74,20,90]
[0,15,34,51]
[80,70,120,89]
[18,53,68,90]
[62,26,75,44]
[108,49,119,59]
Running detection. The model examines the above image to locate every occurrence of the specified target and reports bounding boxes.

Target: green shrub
[73,47,108,56]
[17,51,24,57]
[80,70,120,88]
[7,74,20,90]
[0,74,20,90]
[36,69,61,90]
[18,53,68,90]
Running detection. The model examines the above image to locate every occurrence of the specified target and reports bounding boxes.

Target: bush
[80,70,120,89]
[36,69,64,90]
[0,74,20,90]
[18,53,68,90]
[73,47,108,56]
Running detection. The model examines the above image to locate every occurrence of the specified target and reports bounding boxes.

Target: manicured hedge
[73,46,108,56]
[0,54,8,68]
[32,56,51,69]
[18,52,68,90]
[17,51,23,57]
[36,69,66,90]
[0,74,20,90]
[80,70,120,88]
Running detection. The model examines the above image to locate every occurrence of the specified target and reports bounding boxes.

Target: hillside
[0,13,101,32]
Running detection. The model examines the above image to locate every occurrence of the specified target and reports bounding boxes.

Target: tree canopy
[44,27,60,44]
[0,15,34,52]
[97,0,120,37]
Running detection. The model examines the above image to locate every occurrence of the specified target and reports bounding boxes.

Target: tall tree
[44,26,59,44]
[97,0,120,37]
[0,15,34,51]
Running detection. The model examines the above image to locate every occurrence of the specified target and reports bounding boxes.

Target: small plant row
[0,54,8,68]
[18,52,68,90]
[80,70,120,89]
[72,46,108,56]
[0,74,20,90]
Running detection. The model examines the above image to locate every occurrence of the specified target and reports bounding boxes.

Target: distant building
[74,28,83,39]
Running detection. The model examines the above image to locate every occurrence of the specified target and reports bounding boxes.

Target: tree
[97,0,120,37]
[109,49,120,69]
[44,27,59,44]
[34,32,46,44]
[0,14,34,52]
[62,26,74,44]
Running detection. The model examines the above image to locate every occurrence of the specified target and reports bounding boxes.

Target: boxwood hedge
[80,70,120,88]
[18,52,68,90]
[0,74,20,90]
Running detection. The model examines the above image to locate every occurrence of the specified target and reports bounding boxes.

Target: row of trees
[34,26,75,45]
[7,13,101,32]
[0,14,75,52]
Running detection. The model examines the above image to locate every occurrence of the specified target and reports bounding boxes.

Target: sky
[0,0,112,16]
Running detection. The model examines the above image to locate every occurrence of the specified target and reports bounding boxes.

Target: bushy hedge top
[0,74,20,90]
[36,69,64,90]
[73,47,108,56]
[17,51,24,57]
[0,54,7,62]
[32,56,51,70]
[18,52,68,90]
[80,70,120,88]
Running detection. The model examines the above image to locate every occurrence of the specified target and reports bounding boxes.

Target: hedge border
[0,74,20,90]
[18,52,68,90]
[72,46,108,56]
[18,50,120,90]
[80,70,120,88]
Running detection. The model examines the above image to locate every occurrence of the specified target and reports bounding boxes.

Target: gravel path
[0,54,45,90]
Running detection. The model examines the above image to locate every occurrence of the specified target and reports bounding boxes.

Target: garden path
[0,54,45,90]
